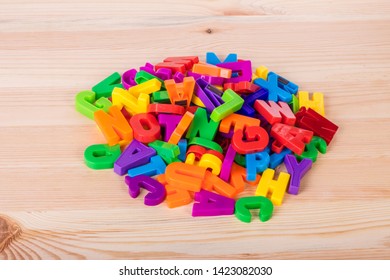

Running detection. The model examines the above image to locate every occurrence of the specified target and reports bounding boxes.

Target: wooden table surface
[1,0,389,260]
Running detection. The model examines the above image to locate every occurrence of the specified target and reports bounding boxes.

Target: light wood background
[1,0,389,260]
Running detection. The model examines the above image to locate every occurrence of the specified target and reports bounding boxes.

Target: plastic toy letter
[92,72,124,99]
[253,73,292,103]
[235,196,274,223]
[296,136,327,163]
[298,91,325,116]
[125,175,166,206]
[165,162,207,192]
[112,87,150,116]
[270,123,313,155]
[206,52,237,65]
[255,168,290,206]
[284,155,312,195]
[186,108,220,140]
[84,144,121,169]
[75,90,112,120]
[210,89,244,122]
[219,144,237,182]
[202,171,237,198]
[127,155,166,177]
[165,77,195,107]
[295,107,338,145]
[130,113,161,143]
[254,100,296,125]
[94,105,133,146]
[232,126,269,154]
[219,113,260,134]
[114,140,156,175]
[192,190,235,216]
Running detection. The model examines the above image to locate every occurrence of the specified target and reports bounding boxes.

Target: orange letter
[94,106,133,146]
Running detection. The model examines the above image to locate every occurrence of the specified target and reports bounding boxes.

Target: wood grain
[0,0,389,259]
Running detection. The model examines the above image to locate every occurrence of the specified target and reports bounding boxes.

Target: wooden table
[1,0,389,259]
